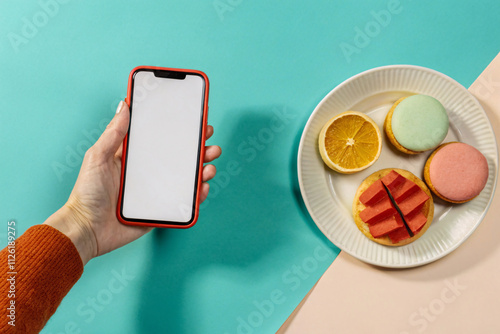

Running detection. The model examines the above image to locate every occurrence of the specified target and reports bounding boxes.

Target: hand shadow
[134,106,326,333]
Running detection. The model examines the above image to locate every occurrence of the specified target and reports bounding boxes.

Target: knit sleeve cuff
[0,224,84,333]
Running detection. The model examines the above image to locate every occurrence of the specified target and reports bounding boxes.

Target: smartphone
[117,66,209,228]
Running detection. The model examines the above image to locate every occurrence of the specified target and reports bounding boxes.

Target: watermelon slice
[381,170,406,192]
[391,179,420,202]
[388,227,411,244]
[398,190,429,216]
[405,212,427,233]
[359,198,397,225]
[357,169,431,243]
[359,179,387,206]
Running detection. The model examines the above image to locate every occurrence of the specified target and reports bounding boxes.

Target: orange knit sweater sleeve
[1,224,84,334]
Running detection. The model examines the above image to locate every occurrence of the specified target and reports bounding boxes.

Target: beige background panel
[279,52,500,334]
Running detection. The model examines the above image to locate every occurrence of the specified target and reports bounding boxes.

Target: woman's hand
[45,101,221,265]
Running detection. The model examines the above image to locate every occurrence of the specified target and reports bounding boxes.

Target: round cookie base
[352,168,434,246]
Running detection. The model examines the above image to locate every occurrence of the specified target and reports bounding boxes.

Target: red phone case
[116,65,209,228]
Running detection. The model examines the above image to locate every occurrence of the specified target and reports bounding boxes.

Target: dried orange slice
[318,111,382,174]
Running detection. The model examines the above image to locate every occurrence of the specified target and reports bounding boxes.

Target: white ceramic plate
[298,65,498,268]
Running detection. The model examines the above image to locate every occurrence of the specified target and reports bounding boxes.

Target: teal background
[1,0,499,333]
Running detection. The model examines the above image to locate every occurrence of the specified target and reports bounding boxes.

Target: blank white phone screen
[122,71,205,223]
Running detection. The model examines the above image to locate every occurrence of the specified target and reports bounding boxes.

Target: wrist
[44,205,97,266]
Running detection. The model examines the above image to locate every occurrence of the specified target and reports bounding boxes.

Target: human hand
[45,101,221,265]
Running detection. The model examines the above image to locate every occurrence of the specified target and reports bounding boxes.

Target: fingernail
[116,101,124,114]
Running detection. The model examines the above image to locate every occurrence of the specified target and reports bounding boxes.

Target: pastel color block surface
[392,95,449,151]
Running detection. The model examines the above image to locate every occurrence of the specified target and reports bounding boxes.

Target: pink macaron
[424,142,489,203]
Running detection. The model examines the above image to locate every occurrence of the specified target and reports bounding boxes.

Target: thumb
[95,101,130,158]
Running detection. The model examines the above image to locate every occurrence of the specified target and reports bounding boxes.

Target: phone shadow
[134,107,310,333]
